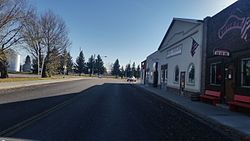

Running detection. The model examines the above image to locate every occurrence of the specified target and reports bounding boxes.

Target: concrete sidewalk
[0,77,89,90]
[137,84,250,140]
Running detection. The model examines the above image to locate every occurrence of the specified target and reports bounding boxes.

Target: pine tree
[125,63,131,77]
[75,51,85,75]
[87,55,95,76]
[58,49,68,74]
[66,52,73,75]
[95,54,105,75]
[25,55,31,64]
[136,65,141,78]
[132,62,136,77]
[23,55,31,72]
[111,59,120,77]
[120,66,125,78]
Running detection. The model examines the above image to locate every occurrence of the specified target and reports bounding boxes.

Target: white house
[6,49,21,72]
[144,18,205,96]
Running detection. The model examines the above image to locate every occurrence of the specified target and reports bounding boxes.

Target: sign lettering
[214,49,230,57]
[218,15,250,41]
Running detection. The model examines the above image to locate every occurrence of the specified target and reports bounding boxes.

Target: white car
[127,76,136,82]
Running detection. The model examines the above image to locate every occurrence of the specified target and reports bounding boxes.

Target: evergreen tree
[58,49,68,74]
[120,66,125,78]
[87,55,95,76]
[23,55,32,72]
[111,59,120,77]
[46,48,61,76]
[32,58,38,73]
[131,62,136,77]
[75,51,85,75]
[66,52,73,75]
[125,63,132,77]
[136,65,141,78]
[25,55,31,64]
[95,54,105,75]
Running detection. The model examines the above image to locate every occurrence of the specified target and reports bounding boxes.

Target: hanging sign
[214,49,230,56]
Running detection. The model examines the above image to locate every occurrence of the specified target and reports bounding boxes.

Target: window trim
[187,63,195,85]
[209,62,222,86]
[173,65,179,84]
[241,58,250,88]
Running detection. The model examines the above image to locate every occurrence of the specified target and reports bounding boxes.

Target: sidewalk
[137,84,250,140]
[0,77,88,90]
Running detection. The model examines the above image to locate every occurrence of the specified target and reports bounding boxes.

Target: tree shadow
[0,84,103,132]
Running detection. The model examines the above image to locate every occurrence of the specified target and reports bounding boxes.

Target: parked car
[127,76,136,82]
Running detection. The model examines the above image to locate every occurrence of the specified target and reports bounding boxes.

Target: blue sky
[28,0,236,69]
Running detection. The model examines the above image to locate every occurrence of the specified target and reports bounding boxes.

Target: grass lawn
[0,73,123,83]
[0,77,46,83]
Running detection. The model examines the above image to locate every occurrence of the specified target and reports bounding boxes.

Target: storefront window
[210,62,222,85]
[188,64,195,84]
[241,58,250,87]
[174,65,179,83]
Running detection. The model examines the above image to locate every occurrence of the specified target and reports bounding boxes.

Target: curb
[134,84,250,141]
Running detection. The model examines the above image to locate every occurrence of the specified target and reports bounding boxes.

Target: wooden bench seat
[229,95,250,111]
[200,90,221,106]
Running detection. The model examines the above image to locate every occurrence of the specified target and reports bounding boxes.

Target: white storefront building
[144,18,204,95]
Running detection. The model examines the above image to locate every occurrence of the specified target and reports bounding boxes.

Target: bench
[200,90,221,106]
[229,95,250,111]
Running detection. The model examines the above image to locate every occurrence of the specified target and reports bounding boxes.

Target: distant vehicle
[127,76,136,82]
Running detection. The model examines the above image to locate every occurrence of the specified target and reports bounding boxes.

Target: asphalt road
[0,79,234,141]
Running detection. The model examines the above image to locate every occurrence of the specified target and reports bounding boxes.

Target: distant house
[6,49,21,72]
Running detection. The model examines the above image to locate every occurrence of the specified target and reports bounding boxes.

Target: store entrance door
[225,64,235,102]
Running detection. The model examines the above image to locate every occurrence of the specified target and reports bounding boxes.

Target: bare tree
[22,9,43,74]
[23,10,70,77]
[0,0,28,78]
[39,11,70,77]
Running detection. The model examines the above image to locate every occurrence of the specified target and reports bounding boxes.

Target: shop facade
[145,51,160,87]
[205,0,250,103]
[158,18,204,95]
[144,18,205,95]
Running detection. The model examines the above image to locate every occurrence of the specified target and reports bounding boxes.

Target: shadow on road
[0,84,104,132]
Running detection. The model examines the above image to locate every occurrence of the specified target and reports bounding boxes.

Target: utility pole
[92,54,96,76]
[37,41,41,77]
[37,43,39,76]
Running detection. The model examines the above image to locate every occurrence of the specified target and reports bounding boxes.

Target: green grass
[0,74,125,83]
[0,77,46,83]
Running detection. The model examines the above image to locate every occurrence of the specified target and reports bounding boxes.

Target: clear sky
[27,0,237,69]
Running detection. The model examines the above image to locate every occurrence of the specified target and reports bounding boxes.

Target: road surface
[0,79,234,141]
